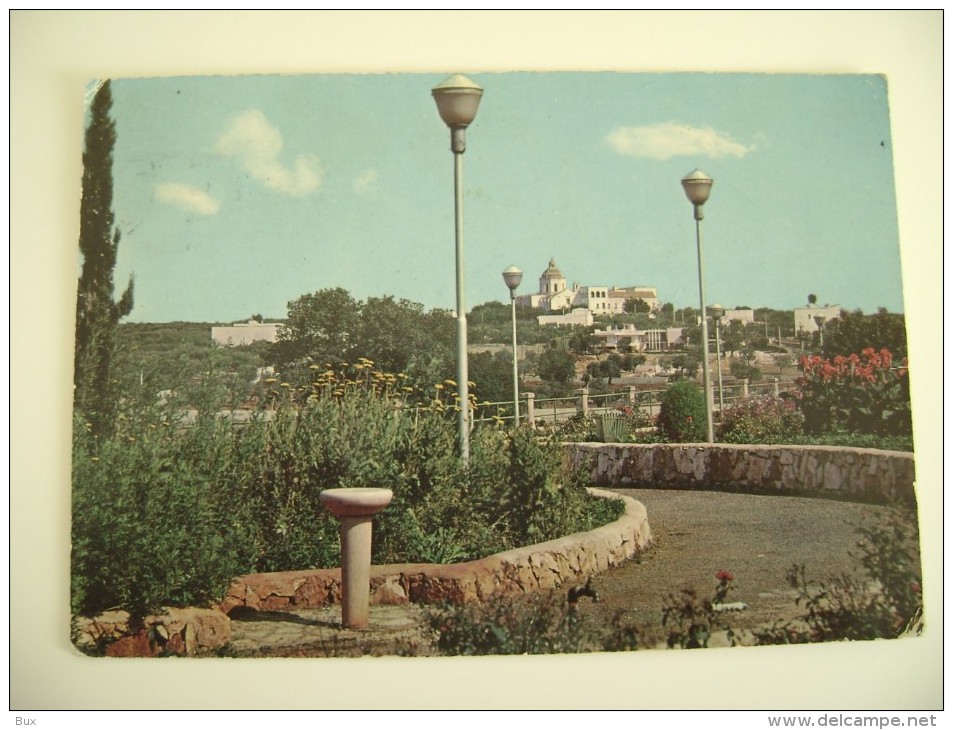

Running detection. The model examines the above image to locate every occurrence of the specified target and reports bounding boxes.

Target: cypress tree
[74,79,134,435]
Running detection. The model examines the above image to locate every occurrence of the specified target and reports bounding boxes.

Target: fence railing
[472,378,796,429]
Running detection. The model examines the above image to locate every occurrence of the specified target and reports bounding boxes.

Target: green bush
[657,381,707,442]
[796,349,912,436]
[717,396,804,444]
[71,413,260,622]
[426,592,640,655]
[72,366,622,621]
[729,360,762,382]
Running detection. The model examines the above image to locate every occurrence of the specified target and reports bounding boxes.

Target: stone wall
[72,606,231,657]
[564,443,916,504]
[222,488,651,614]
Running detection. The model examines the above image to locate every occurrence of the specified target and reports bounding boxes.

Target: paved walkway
[224,488,912,656]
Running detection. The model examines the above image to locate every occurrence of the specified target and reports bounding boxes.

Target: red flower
[715,570,734,582]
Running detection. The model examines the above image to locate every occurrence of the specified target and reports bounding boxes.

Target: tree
[74,80,134,435]
[720,321,745,358]
[469,351,516,411]
[669,353,700,380]
[567,327,598,355]
[772,353,795,375]
[585,356,622,387]
[271,287,361,372]
[537,347,576,387]
[269,288,456,393]
[808,293,818,305]
[623,298,650,314]
[821,308,908,360]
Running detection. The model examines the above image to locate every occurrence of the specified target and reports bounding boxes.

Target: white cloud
[154,182,221,215]
[352,170,379,195]
[607,123,755,160]
[216,109,325,197]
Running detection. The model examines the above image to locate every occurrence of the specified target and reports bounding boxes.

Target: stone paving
[216,487,917,657]
[225,605,436,657]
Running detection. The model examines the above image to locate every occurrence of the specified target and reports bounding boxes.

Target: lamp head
[432,74,483,152]
[681,169,714,219]
[502,265,523,294]
[709,303,725,321]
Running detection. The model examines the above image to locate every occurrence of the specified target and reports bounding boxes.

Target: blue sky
[106,71,904,323]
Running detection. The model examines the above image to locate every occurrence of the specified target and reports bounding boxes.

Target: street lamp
[681,169,715,443]
[813,314,826,352]
[709,303,725,417]
[502,266,523,425]
[432,73,484,461]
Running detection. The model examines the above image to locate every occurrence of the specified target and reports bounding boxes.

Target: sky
[103,71,905,323]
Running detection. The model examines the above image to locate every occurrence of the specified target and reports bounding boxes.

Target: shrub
[661,570,737,649]
[657,381,707,442]
[72,364,622,621]
[729,359,761,382]
[752,505,922,644]
[796,348,911,436]
[70,413,259,622]
[426,591,640,655]
[717,396,804,444]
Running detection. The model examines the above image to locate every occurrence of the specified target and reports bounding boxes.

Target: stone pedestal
[319,488,393,629]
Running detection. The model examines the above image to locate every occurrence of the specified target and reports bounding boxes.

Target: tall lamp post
[502,266,523,425]
[432,74,484,461]
[813,314,826,352]
[681,169,715,443]
[709,303,725,417]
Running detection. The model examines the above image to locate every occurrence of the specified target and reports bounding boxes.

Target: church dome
[540,257,564,279]
[539,257,567,295]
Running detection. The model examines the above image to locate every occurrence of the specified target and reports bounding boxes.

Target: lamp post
[432,74,484,461]
[813,314,826,352]
[710,303,725,417]
[681,169,715,443]
[502,266,523,425]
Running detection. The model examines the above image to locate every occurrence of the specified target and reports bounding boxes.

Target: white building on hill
[516,258,659,315]
[211,320,283,347]
[793,304,841,334]
[592,323,684,352]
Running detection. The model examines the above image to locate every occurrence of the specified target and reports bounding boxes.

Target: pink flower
[716,570,734,582]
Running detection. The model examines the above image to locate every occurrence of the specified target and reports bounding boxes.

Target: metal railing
[472,377,798,429]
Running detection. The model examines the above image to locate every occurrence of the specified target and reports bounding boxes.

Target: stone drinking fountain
[318,487,393,629]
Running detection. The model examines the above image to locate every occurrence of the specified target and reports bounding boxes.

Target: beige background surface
[10,10,943,711]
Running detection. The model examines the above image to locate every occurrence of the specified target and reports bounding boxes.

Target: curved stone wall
[222,488,651,613]
[564,442,916,505]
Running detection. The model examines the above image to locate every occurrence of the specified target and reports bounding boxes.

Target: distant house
[793,304,841,334]
[592,323,683,352]
[723,308,756,323]
[211,320,283,347]
[516,258,659,315]
[537,308,594,327]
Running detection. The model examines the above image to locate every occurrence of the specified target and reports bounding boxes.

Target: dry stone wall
[222,488,651,613]
[72,606,230,657]
[564,443,916,505]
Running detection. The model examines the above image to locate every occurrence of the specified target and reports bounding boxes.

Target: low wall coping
[222,488,652,614]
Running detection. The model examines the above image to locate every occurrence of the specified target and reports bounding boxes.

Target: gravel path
[572,488,913,646]
[225,488,917,655]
